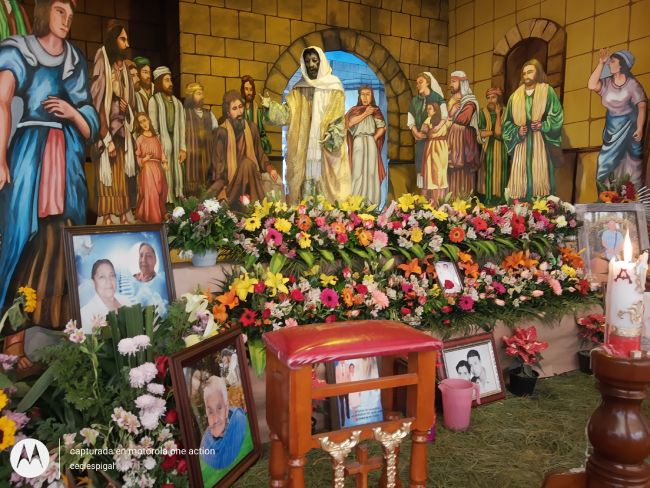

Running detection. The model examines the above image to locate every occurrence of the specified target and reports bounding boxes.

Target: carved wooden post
[543,349,650,488]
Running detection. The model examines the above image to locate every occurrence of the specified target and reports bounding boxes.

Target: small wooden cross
[343,443,382,488]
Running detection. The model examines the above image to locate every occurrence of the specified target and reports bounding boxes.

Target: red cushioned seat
[262,320,443,368]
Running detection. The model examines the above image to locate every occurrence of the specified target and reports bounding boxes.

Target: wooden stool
[262,320,443,488]
[543,349,650,488]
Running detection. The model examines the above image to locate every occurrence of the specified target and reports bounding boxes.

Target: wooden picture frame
[62,224,176,333]
[169,328,262,488]
[433,260,463,294]
[439,332,506,407]
[576,203,649,277]
[325,357,384,430]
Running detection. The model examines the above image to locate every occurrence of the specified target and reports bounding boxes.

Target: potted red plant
[576,314,605,375]
[502,326,549,397]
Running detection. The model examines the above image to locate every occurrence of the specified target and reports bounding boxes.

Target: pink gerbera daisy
[459,295,474,311]
[266,229,283,246]
[320,289,339,308]
[372,290,390,310]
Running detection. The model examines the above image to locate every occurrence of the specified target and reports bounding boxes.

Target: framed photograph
[169,328,262,488]
[440,333,505,406]
[62,224,176,333]
[326,357,384,430]
[434,261,463,293]
[576,203,649,280]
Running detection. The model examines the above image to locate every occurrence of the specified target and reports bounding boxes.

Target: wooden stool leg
[269,431,288,487]
[287,453,307,488]
[409,430,429,488]
[374,422,410,488]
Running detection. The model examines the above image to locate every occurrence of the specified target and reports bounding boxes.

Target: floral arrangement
[577,314,606,347]
[502,326,549,378]
[166,194,238,260]
[597,172,637,203]
[232,193,578,272]
[0,286,37,333]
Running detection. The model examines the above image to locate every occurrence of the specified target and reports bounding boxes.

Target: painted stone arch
[491,19,567,103]
[263,28,413,162]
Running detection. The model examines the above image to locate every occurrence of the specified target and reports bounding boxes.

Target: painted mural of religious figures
[90,20,139,225]
[414,101,451,200]
[149,66,186,203]
[0,0,30,41]
[477,87,509,205]
[208,90,276,213]
[262,46,350,204]
[588,48,647,186]
[241,75,271,154]
[503,60,564,201]
[447,70,484,199]
[133,56,152,111]
[408,72,447,195]
[0,0,99,363]
[126,60,145,113]
[184,81,218,197]
[134,112,168,223]
[345,85,386,205]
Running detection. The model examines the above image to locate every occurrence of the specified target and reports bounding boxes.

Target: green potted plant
[576,314,605,374]
[167,195,237,267]
[503,326,549,397]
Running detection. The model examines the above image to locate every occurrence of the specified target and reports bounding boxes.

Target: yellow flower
[244,217,261,231]
[18,286,37,313]
[363,275,374,283]
[305,265,321,276]
[340,195,364,212]
[433,209,449,221]
[298,233,312,248]
[561,264,577,277]
[320,274,338,287]
[230,273,259,301]
[265,270,290,297]
[532,199,549,213]
[452,198,471,213]
[366,204,378,212]
[0,416,17,450]
[431,284,441,297]
[274,201,288,212]
[300,196,314,206]
[0,391,7,410]
[397,194,417,212]
[357,213,375,221]
[411,228,423,243]
[274,218,292,233]
[253,198,273,218]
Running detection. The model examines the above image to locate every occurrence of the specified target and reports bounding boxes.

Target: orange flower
[600,191,618,203]
[212,304,228,323]
[522,252,539,268]
[457,250,473,264]
[330,222,346,235]
[342,288,354,307]
[398,258,422,278]
[297,215,312,231]
[459,261,479,278]
[353,294,365,305]
[502,251,525,270]
[216,288,240,309]
[559,246,584,269]
[202,286,213,301]
[356,228,372,246]
[449,227,465,243]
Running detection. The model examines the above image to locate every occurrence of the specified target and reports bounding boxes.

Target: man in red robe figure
[447,70,484,200]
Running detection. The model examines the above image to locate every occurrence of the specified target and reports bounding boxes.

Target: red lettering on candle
[614,269,633,283]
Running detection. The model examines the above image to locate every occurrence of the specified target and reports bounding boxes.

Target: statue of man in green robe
[241,75,272,154]
[477,87,509,205]
[502,60,564,201]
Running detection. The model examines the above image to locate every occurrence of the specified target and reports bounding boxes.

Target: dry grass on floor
[234,371,650,487]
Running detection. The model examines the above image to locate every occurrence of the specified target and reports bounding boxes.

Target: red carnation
[254,282,266,293]
[291,289,304,301]
[165,409,178,424]
[262,308,272,319]
[391,221,403,230]
[177,459,188,474]
[325,314,336,323]
[473,217,488,231]
[444,280,455,290]
[401,307,412,315]
[356,284,368,295]
[289,274,297,283]
[161,454,178,471]
[190,211,200,222]
[337,233,348,244]
[156,355,169,380]
[442,306,452,313]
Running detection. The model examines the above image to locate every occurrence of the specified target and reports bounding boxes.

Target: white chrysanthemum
[172,207,185,218]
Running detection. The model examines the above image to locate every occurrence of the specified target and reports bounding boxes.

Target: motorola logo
[10,438,50,478]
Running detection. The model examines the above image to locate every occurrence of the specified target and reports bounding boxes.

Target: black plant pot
[508,368,539,397]
[577,350,593,375]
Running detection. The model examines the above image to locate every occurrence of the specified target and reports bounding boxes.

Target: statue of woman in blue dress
[0,0,99,369]
[588,48,647,186]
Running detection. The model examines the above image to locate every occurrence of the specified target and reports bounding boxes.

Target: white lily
[182,293,208,322]
[184,334,201,347]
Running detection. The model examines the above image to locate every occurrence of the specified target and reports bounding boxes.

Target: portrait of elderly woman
[79,259,132,332]
[199,375,252,474]
[133,242,157,283]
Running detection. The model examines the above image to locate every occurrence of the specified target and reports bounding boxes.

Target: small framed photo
[434,261,463,293]
[62,224,176,333]
[169,328,262,488]
[326,357,384,430]
[440,333,505,406]
[576,203,649,280]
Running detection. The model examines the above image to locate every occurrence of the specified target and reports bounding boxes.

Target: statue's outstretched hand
[260,91,271,108]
